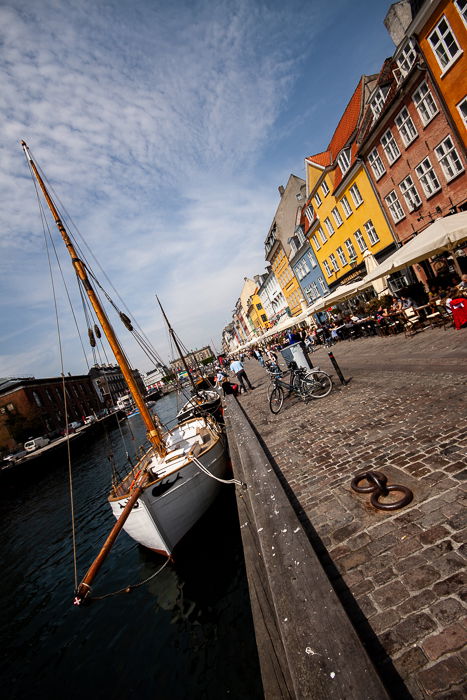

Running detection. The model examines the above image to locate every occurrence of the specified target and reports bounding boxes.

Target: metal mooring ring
[370,485,413,511]
[351,471,388,494]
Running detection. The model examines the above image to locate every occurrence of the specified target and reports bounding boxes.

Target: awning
[357,212,467,288]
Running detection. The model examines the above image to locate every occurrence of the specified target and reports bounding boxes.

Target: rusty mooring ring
[370,485,413,511]
[350,471,388,493]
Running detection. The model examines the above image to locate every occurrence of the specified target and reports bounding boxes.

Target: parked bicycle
[268,360,332,414]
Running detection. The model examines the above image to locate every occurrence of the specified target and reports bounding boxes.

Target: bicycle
[268,361,332,414]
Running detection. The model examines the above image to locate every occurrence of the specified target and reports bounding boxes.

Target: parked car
[83,415,96,425]
[24,436,50,452]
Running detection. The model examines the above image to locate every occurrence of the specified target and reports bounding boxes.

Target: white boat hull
[109,418,227,556]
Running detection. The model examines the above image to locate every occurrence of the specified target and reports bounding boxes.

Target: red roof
[305,150,331,168]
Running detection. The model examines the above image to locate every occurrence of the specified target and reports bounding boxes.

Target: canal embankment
[225,326,466,699]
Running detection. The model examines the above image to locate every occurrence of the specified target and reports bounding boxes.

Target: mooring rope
[89,555,171,600]
[190,454,245,488]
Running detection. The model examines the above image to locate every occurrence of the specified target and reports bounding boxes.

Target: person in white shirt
[229,358,254,392]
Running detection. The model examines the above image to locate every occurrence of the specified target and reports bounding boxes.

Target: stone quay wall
[233,327,466,699]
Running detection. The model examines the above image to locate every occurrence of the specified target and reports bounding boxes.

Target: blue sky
[0,0,395,378]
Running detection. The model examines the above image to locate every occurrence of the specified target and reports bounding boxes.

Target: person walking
[229,357,255,392]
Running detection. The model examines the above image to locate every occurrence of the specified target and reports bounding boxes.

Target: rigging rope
[89,555,171,601]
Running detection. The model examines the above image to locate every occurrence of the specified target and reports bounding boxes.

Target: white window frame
[318,277,327,294]
[395,106,418,147]
[314,192,322,207]
[370,87,388,120]
[318,226,327,244]
[399,175,422,211]
[311,233,321,251]
[454,0,467,27]
[337,148,351,175]
[321,180,330,196]
[397,38,417,78]
[428,15,462,73]
[309,252,317,269]
[304,205,314,224]
[336,246,347,266]
[368,148,386,180]
[329,253,340,272]
[324,217,335,236]
[457,96,467,127]
[331,206,343,228]
[435,135,465,182]
[345,238,357,261]
[349,183,363,208]
[341,195,353,217]
[323,259,332,276]
[354,229,368,253]
[415,157,441,198]
[412,82,438,126]
[363,220,380,246]
[381,129,401,165]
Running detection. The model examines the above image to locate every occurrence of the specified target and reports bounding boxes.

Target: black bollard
[328,351,351,386]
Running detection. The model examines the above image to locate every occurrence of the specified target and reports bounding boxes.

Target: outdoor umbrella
[363,250,388,296]
[357,211,467,288]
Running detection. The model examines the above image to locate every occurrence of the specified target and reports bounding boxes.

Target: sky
[0,0,396,378]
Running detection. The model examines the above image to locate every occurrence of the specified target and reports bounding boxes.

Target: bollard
[328,351,351,386]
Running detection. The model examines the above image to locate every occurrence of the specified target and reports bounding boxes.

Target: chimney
[384,0,413,46]
[278,185,285,197]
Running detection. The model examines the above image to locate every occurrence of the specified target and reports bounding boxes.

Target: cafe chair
[425,300,449,330]
[402,308,425,337]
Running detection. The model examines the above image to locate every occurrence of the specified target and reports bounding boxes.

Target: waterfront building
[305,76,398,291]
[385,0,466,148]
[264,176,307,316]
[88,364,145,407]
[289,210,330,306]
[257,267,289,327]
[0,375,101,451]
[169,345,215,373]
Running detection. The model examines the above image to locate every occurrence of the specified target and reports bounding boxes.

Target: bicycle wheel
[301,371,332,399]
[267,381,276,400]
[269,386,284,413]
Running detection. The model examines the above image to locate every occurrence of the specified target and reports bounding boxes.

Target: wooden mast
[157,296,199,395]
[21,141,166,458]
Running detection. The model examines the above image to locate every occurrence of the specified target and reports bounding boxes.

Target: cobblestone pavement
[234,327,466,699]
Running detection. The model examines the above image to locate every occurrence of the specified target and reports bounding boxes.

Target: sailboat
[157,300,222,423]
[21,142,228,603]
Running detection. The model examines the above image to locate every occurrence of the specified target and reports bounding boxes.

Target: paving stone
[433,571,467,597]
[392,646,427,675]
[431,598,466,626]
[392,611,437,645]
[396,589,437,617]
[422,622,467,661]
[420,524,451,545]
[404,564,440,591]
[417,656,466,696]
[372,580,410,610]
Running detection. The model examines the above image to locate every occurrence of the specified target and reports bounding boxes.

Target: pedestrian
[229,357,255,392]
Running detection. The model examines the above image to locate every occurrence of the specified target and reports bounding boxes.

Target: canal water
[0,394,263,699]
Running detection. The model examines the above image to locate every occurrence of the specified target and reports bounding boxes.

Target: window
[354,229,368,252]
[337,147,351,174]
[415,157,441,197]
[397,38,417,78]
[399,175,422,211]
[321,180,330,196]
[318,227,327,244]
[305,206,314,224]
[314,192,322,207]
[395,106,418,147]
[329,253,339,272]
[323,260,332,276]
[345,238,357,260]
[309,253,317,268]
[412,82,438,126]
[318,277,327,294]
[336,246,347,266]
[386,189,405,223]
[311,233,321,250]
[324,217,335,236]
[331,207,343,227]
[261,314,267,323]
[349,183,363,207]
[364,220,380,245]
[32,391,42,407]
[455,0,467,25]
[256,302,263,310]
[368,148,386,179]
[435,136,464,181]
[296,226,306,245]
[305,282,319,301]
[7,403,15,412]
[341,195,353,217]
[457,96,467,127]
[381,129,401,164]
[370,87,389,119]
[429,16,462,72]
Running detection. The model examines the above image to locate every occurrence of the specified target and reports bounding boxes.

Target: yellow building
[305,76,397,289]
[248,293,269,331]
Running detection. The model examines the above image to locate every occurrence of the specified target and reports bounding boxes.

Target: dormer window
[304,205,315,224]
[397,38,417,79]
[289,238,297,255]
[337,147,351,175]
[296,225,306,245]
[370,87,389,120]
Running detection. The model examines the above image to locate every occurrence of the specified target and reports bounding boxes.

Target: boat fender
[94,323,101,339]
[88,328,96,347]
[119,312,133,331]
